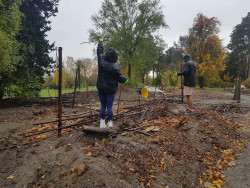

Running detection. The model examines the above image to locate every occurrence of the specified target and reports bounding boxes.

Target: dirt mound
[0,88,249,188]
[0,100,246,188]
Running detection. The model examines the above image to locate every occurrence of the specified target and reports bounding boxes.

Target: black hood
[105,47,118,62]
[183,54,192,62]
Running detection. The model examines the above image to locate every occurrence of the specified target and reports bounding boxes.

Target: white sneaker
[107,120,113,128]
[185,108,194,114]
[100,119,107,128]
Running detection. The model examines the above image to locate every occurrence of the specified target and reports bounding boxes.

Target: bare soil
[0,87,249,188]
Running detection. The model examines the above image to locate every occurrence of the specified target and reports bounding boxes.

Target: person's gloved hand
[174,72,178,77]
[125,79,129,84]
[99,38,103,42]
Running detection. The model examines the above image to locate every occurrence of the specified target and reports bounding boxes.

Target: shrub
[242,78,250,89]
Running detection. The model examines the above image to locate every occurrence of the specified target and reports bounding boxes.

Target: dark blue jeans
[98,91,115,121]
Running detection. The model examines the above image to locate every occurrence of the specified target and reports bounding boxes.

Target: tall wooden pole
[58,47,62,136]
[72,67,78,107]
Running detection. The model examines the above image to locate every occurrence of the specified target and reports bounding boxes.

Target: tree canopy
[0,0,22,98]
[89,0,167,82]
[186,13,226,88]
[227,12,250,80]
[0,0,59,99]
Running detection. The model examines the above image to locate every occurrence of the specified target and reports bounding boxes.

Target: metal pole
[180,61,184,102]
[117,85,122,116]
[58,47,62,136]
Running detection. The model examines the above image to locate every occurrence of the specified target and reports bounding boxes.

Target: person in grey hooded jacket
[175,54,196,114]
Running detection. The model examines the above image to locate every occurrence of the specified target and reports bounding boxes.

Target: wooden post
[72,67,78,108]
[83,64,92,115]
[78,64,81,90]
[237,76,241,103]
[180,62,184,102]
[117,85,122,116]
[58,47,62,136]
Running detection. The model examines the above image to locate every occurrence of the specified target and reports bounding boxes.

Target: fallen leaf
[41,175,46,179]
[87,151,92,156]
[121,132,127,136]
[0,138,5,142]
[129,168,135,172]
[150,175,155,179]
[102,138,107,143]
[144,126,156,133]
[198,177,203,184]
[7,175,14,179]
[56,161,62,166]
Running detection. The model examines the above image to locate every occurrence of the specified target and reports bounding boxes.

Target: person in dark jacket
[97,38,128,128]
[175,54,196,114]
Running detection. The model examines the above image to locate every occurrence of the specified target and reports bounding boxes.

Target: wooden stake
[58,47,62,136]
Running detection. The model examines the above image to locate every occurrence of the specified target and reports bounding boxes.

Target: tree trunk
[128,63,131,79]
[233,76,241,102]
[198,76,204,88]
[247,54,250,78]
[0,80,5,100]
[142,72,145,84]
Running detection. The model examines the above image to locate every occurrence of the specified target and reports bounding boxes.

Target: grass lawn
[39,86,97,97]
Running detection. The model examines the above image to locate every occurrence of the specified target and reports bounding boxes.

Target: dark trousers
[98,91,115,121]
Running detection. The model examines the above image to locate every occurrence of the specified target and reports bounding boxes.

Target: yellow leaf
[102,138,107,143]
[198,177,203,184]
[150,175,156,179]
[147,182,151,187]
[0,138,5,142]
[140,182,144,186]
[228,162,236,166]
[69,134,72,137]
[49,145,55,149]
[7,175,14,179]
[56,161,62,166]
[129,168,135,172]
[94,142,99,146]
[145,120,148,123]
[140,178,146,182]
[42,175,46,179]
[55,177,60,181]
[87,151,92,156]
[144,126,156,133]
[121,132,127,136]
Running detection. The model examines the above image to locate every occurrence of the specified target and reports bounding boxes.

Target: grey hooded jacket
[177,55,196,87]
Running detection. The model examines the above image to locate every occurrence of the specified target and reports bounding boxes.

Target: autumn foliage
[186,13,226,88]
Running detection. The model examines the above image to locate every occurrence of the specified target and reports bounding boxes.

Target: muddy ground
[0,87,249,188]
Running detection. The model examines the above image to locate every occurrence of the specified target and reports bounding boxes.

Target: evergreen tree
[0,0,22,99]
[227,12,250,79]
[13,0,59,97]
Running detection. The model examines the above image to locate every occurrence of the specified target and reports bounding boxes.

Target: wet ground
[0,87,249,188]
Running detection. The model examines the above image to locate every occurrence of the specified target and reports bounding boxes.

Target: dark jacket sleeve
[177,62,190,76]
[97,41,104,65]
[113,64,127,83]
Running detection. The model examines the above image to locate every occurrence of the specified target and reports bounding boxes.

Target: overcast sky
[47,0,250,60]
